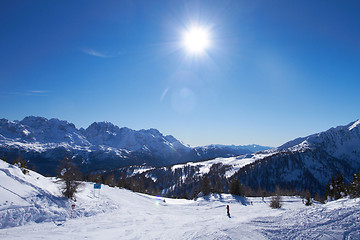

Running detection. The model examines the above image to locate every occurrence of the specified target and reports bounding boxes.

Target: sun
[183,26,210,54]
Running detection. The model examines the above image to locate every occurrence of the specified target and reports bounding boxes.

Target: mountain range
[123,118,360,196]
[236,118,360,194]
[0,116,270,175]
[3,116,359,196]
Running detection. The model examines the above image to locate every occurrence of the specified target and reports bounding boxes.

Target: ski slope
[1,160,359,239]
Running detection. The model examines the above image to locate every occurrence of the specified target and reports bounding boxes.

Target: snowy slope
[0,160,119,228]
[0,160,67,228]
[1,159,359,239]
[171,151,277,178]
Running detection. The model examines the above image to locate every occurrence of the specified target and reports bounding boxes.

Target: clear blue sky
[1,0,360,147]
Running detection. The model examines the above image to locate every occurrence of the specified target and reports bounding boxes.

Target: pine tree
[214,177,224,194]
[57,157,82,200]
[256,186,267,198]
[105,174,116,187]
[192,187,200,199]
[349,172,360,198]
[325,174,347,201]
[314,192,324,203]
[229,179,242,196]
[325,176,335,200]
[200,176,211,196]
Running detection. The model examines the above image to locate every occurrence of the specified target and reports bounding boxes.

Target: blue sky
[1,0,360,147]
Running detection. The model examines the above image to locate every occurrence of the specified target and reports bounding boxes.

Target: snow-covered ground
[1,160,359,239]
[171,151,277,178]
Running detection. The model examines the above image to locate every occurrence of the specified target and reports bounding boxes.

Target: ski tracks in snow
[253,198,360,239]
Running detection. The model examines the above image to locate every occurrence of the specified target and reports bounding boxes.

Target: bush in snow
[305,196,312,206]
[57,157,82,200]
[270,195,282,209]
[270,186,282,209]
[12,155,29,175]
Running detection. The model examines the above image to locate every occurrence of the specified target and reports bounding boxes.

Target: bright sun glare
[183,27,210,54]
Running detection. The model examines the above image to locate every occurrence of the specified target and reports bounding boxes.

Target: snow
[132,166,155,176]
[22,129,30,136]
[60,168,66,176]
[1,159,359,239]
[255,198,360,239]
[171,152,276,178]
[349,119,360,131]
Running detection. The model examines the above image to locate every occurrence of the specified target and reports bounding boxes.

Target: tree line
[1,155,359,202]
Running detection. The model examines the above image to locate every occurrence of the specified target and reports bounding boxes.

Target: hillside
[234,118,360,195]
[1,159,359,239]
[126,118,360,197]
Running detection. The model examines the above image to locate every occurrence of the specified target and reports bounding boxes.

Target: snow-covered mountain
[276,119,360,161]
[80,121,191,155]
[128,118,360,196]
[234,118,360,194]
[0,116,188,153]
[0,116,270,175]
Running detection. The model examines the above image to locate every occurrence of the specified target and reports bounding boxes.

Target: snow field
[1,160,360,239]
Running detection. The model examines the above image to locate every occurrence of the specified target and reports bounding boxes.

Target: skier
[226,205,230,217]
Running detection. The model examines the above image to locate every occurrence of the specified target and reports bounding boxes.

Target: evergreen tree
[256,186,267,198]
[325,174,347,201]
[100,173,106,184]
[57,157,82,200]
[214,177,224,194]
[192,187,200,199]
[105,174,116,187]
[325,176,335,200]
[244,185,255,197]
[314,192,324,203]
[349,172,360,198]
[200,176,211,196]
[229,179,242,196]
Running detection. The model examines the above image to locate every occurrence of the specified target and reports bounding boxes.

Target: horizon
[1,0,360,147]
